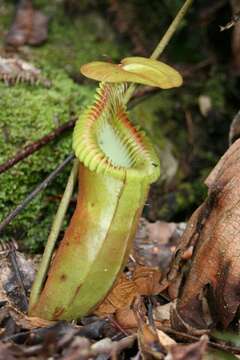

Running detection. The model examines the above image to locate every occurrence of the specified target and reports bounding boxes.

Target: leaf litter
[2,169,240,359]
[5,0,48,48]
[0,56,51,86]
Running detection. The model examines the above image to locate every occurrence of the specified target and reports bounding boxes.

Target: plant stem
[29,159,79,309]
[0,154,75,235]
[0,118,76,175]
[124,0,193,104]
[151,0,193,60]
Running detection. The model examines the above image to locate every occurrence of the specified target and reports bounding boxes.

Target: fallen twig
[7,242,28,311]
[0,118,76,175]
[0,240,28,311]
[157,325,240,354]
[29,159,79,307]
[111,334,137,360]
[0,153,74,235]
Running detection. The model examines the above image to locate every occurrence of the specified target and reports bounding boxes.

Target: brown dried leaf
[0,249,35,312]
[95,265,162,317]
[156,329,176,350]
[138,324,164,359]
[28,10,48,45]
[168,335,208,360]
[115,307,139,329]
[0,342,24,360]
[134,298,164,359]
[133,266,162,296]
[7,305,54,329]
[169,139,240,330]
[61,337,91,360]
[0,56,51,86]
[5,0,48,47]
[94,273,137,316]
[134,218,184,269]
[154,303,171,323]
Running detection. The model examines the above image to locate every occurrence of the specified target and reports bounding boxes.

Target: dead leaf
[138,324,164,359]
[115,307,139,329]
[61,336,91,360]
[95,265,162,317]
[168,335,208,360]
[133,266,162,296]
[133,218,184,270]
[27,9,48,45]
[8,305,54,329]
[154,303,171,323]
[94,273,137,316]
[0,342,24,360]
[168,139,240,330]
[5,0,48,47]
[198,95,212,117]
[133,297,164,359]
[0,249,35,312]
[156,329,176,350]
[0,56,51,86]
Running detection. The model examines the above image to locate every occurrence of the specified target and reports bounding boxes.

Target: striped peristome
[73,82,160,182]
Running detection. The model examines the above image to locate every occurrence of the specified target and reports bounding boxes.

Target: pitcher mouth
[73,83,160,182]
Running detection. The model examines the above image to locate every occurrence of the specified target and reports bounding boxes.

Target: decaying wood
[167,138,240,331]
[0,56,51,86]
[5,0,48,47]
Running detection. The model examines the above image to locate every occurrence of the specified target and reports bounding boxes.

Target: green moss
[0,73,90,251]
[30,6,124,76]
[203,68,226,111]
[150,180,207,221]
[129,86,217,222]
[130,89,186,184]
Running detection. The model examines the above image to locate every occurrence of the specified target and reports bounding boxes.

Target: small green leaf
[121,57,183,88]
[81,62,130,83]
[80,57,182,89]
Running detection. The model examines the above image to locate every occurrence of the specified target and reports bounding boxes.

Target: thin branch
[0,153,74,235]
[29,159,79,308]
[151,0,193,60]
[157,325,240,354]
[123,0,193,104]
[111,334,137,360]
[0,118,76,175]
[0,240,28,311]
